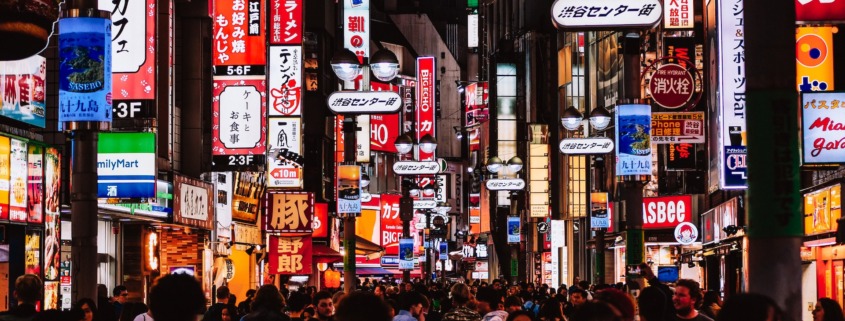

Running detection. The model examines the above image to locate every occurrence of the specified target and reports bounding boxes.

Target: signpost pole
[401,179,413,283]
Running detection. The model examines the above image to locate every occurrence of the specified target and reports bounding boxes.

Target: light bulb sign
[485,179,526,191]
[551,0,663,29]
[559,138,615,154]
[327,91,402,114]
[393,161,441,175]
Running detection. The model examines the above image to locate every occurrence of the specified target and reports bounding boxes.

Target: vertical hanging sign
[9,139,27,222]
[717,0,747,189]
[268,46,303,116]
[58,17,113,124]
[212,0,266,73]
[211,78,267,170]
[267,117,303,188]
[27,145,43,224]
[0,137,9,220]
[269,0,302,45]
[615,104,652,176]
[416,57,436,161]
[100,0,157,101]
[343,0,369,63]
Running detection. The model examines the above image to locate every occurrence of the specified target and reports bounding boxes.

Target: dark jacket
[0,303,37,321]
[203,303,228,321]
[96,298,118,321]
[240,308,292,321]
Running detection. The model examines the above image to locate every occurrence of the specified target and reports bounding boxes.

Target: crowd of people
[1,262,842,321]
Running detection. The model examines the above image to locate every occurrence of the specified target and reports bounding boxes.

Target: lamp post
[559,105,611,284]
[331,48,399,294]
[483,155,524,283]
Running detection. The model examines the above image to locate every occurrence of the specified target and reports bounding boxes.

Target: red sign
[416,57,436,161]
[796,0,845,22]
[212,0,266,66]
[312,203,328,238]
[642,195,694,229]
[212,78,267,156]
[269,0,302,45]
[370,114,399,153]
[268,235,312,274]
[265,192,313,233]
[109,0,157,100]
[648,64,694,109]
[465,82,489,127]
[380,194,402,255]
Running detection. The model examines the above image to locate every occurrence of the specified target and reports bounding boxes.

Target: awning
[313,244,343,264]
[336,266,394,276]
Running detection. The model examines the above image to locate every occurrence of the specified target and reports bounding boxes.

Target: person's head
[672,279,702,317]
[593,289,635,321]
[375,285,386,297]
[221,304,237,321]
[403,282,414,292]
[398,291,428,317]
[385,299,399,318]
[717,293,783,321]
[451,283,472,306]
[332,291,346,306]
[570,301,623,321]
[251,284,285,313]
[287,291,310,313]
[148,273,205,321]
[508,286,521,297]
[245,289,257,301]
[557,287,567,296]
[569,288,587,307]
[217,286,231,303]
[97,284,109,299]
[476,287,504,315]
[335,291,392,321]
[303,307,316,320]
[314,291,335,319]
[493,280,503,291]
[74,298,97,321]
[637,286,672,321]
[14,274,42,305]
[505,295,523,314]
[506,310,535,321]
[701,290,721,307]
[538,297,564,321]
[815,298,845,321]
[113,285,129,304]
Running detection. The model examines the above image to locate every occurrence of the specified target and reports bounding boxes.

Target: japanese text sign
[173,174,214,230]
[380,194,401,255]
[312,202,328,238]
[796,0,845,22]
[465,82,489,127]
[651,112,705,143]
[328,91,402,114]
[0,138,8,219]
[370,113,400,153]
[801,92,845,164]
[803,184,841,235]
[615,104,652,176]
[269,46,303,116]
[416,57,436,160]
[27,145,43,224]
[393,161,441,175]
[343,0,369,62]
[642,195,693,229]
[213,0,266,66]
[485,179,526,191]
[269,0,302,45]
[265,191,313,233]
[551,0,663,29]
[718,0,747,189]
[648,64,694,109]
[663,0,693,29]
[8,139,26,222]
[100,0,156,100]
[58,17,113,124]
[232,171,265,223]
[269,235,312,274]
[797,26,834,92]
[558,137,615,154]
[267,117,303,188]
[0,55,46,127]
[212,78,267,164]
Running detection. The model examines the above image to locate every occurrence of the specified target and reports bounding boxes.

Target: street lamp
[370,48,400,82]
[589,106,612,131]
[507,156,524,173]
[486,156,503,174]
[419,134,438,154]
[394,134,414,155]
[360,174,371,188]
[330,49,361,82]
[561,106,584,131]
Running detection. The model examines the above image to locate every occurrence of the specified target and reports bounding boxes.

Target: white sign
[213,172,232,239]
[413,200,437,209]
[551,0,663,29]
[485,179,526,191]
[469,216,480,224]
[100,0,146,72]
[269,46,303,116]
[328,91,403,114]
[468,14,479,48]
[179,183,209,221]
[267,117,303,188]
[343,0,369,61]
[559,137,615,154]
[674,221,699,245]
[435,175,447,203]
[356,115,370,163]
[393,161,441,175]
[663,0,693,29]
[718,0,747,189]
[802,92,845,164]
[218,84,263,149]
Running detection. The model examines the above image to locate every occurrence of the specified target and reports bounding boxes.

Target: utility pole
[342,115,357,294]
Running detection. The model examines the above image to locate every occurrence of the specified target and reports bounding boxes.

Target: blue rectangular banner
[507,216,520,243]
[439,241,447,260]
[58,17,113,124]
[399,238,414,270]
[615,104,652,176]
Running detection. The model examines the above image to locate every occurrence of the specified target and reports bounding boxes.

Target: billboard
[212,77,267,169]
[507,216,520,243]
[45,148,61,230]
[268,46,303,116]
[0,137,8,220]
[58,17,112,124]
[651,112,705,144]
[97,132,156,198]
[343,0,369,62]
[804,184,841,235]
[100,0,156,101]
[0,55,46,127]
[265,191,313,233]
[465,82,489,127]
[801,92,845,165]
[370,113,400,153]
[266,117,303,188]
[380,194,401,255]
[416,57,436,161]
[337,165,361,215]
[9,139,26,222]
[399,238,414,270]
[269,0,302,45]
[173,174,214,230]
[615,104,652,176]
[212,0,266,68]
[718,0,747,189]
[796,26,834,92]
[642,195,694,229]
[232,171,265,223]
[590,192,609,228]
[268,235,312,274]
[27,145,43,224]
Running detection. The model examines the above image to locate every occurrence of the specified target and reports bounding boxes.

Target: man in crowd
[673,279,713,321]
[565,288,588,320]
[112,285,129,319]
[203,286,231,321]
[148,273,206,321]
[0,274,41,321]
[442,283,481,321]
[375,285,387,300]
[393,291,428,321]
[314,291,336,321]
[288,292,311,321]
[475,287,507,321]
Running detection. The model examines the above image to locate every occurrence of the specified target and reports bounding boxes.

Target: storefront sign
[97,132,156,198]
[796,0,845,22]
[234,223,262,245]
[651,112,705,143]
[343,0,369,62]
[701,197,742,244]
[485,179,526,191]
[797,27,834,92]
[269,46,303,116]
[268,235,312,274]
[399,238,414,270]
[718,0,747,189]
[0,55,46,127]
[642,195,693,229]
[8,139,26,222]
[328,91,402,114]
[266,191,313,233]
[551,0,663,29]
[370,113,399,153]
[211,78,267,170]
[615,104,652,176]
[25,231,40,277]
[378,194,401,255]
[144,229,160,273]
[355,115,370,163]
[507,216,520,243]
[648,64,694,109]
[468,13,478,48]
[393,161,440,175]
[666,143,697,170]
[173,174,214,230]
[269,0,302,45]
[413,200,436,209]
[465,82,489,127]
[663,0,692,29]
[803,184,841,235]
[559,137,614,154]
[590,192,609,228]
[232,171,265,223]
[337,165,361,215]
[674,222,698,245]
[417,57,436,161]
[212,0,265,67]
[58,17,112,124]
[267,117,303,188]
[802,92,845,164]
[27,145,43,224]
[101,0,156,101]
[312,202,328,238]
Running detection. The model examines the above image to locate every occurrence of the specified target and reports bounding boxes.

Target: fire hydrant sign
[648,64,694,109]
[551,0,663,29]
[327,91,402,114]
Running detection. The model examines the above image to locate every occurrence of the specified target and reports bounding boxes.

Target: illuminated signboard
[801,92,845,165]
[97,132,156,198]
[797,26,834,92]
[58,17,112,124]
[211,77,267,169]
[266,117,303,188]
[212,0,266,70]
[0,55,46,127]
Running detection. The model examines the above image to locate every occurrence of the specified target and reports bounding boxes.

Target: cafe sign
[551,0,663,29]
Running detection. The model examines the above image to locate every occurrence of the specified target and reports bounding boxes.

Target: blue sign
[58,17,112,124]
[723,146,747,188]
[97,133,156,198]
[0,56,47,127]
[399,238,414,270]
[615,104,652,176]
[439,241,448,260]
[507,216,520,243]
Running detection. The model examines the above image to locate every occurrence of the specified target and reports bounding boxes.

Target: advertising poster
[232,171,265,223]
[507,216,520,243]
[100,0,156,101]
[97,133,156,198]
[0,55,46,127]
[268,235,312,274]
[615,104,652,176]
[0,137,9,220]
[804,184,841,235]
[58,17,112,123]
[267,117,303,188]
[416,57,436,161]
[370,113,400,153]
[465,82,489,127]
[265,192,313,233]
[27,145,43,224]
[269,0,302,45]
[439,241,448,260]
[378,194,401,255]
[590,192,609,229]
[399,238,414,270]
[651,112,705,144]
[45,148,60,237]
[268,46,303,116]
[212,0,265,67]
[718,0,747,189]
[343,0,369,62]
[25,230,41,276]
[337,165,361,215]
[211,78,267,165]
[312,202,328,238]
[173,174,214,230]
[800,92,845,165]
[797,26,834,92]
[9,139,26,222]
[44,281,58,310]
[642,195,694,229]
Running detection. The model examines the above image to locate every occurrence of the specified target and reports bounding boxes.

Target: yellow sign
[804,184,841,235]
[797,26,834,92]
[0,136,9,215]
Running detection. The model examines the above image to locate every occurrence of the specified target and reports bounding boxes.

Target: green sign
[510,259,518,277]
[468,0,478,8]
[97,132,156,198]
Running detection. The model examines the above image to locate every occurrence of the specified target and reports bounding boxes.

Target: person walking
[814,298,845,321]
[0,274,42,321]
[672,279,712,321]
[240,285,291,321]
[475,287,507,321]
[442,284,481,321]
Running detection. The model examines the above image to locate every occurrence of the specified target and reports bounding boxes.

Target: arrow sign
[327,91,403,114]
[393,161,441,175]
[559,137,615,154]
[414,200,437,209]
[485,178,526,191]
